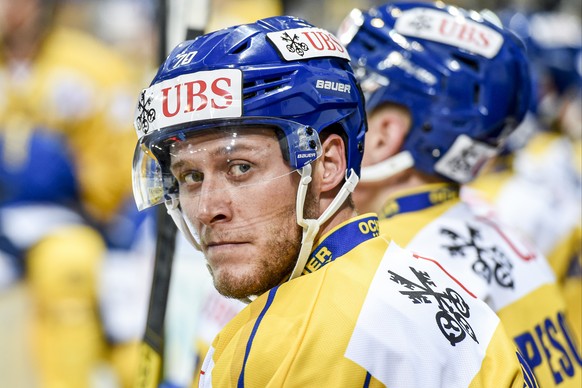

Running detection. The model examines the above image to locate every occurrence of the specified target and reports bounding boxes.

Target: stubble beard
[210,189,320,301]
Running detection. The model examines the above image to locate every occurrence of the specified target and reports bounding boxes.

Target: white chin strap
[165,199,259,304]
[288,164,359,281]
[164,198,201,251]
[359,150,414,183]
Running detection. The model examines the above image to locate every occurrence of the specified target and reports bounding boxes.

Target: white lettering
[134,69,243,139]
[297,152,317,159]
[315,80,351,93]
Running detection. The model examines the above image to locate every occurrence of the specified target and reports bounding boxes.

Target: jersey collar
[379,183,460,220]
[302,213,379,275]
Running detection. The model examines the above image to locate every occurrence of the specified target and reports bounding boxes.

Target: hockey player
[340,2,580,386]
[132,15,535,386]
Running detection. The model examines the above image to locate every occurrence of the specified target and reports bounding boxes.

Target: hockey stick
[134,1,209,387]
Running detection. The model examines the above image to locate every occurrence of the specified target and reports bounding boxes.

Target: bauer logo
[395,8,504,59]
[316,80,352,93]
[295,150,317,168]
[267,27,350,61]
[134,69,242,138]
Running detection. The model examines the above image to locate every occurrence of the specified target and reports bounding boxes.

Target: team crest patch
[135,90,156,135]
[441,224,515,288]
[267,27,350,61]
[388,266,478,346]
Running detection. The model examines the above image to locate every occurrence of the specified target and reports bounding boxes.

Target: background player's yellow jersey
[468,131,582,358]
[379,183,581,387]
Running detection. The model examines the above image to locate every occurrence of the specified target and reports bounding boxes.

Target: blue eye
[229,163,252,177]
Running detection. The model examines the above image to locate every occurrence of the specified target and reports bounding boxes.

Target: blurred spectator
[0,0,148,387]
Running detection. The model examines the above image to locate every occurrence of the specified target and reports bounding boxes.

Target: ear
[365,107,410,164]
[318,133,347,194]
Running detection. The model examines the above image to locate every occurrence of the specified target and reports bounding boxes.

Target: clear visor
[132,118,323,210]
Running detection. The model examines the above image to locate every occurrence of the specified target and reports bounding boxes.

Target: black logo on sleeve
[281,32,309,57]
[388,267,478,346]
[136,91,156,134]
[441,224,514,289]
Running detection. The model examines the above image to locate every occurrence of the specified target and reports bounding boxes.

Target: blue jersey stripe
[363,371,372,387]
[238,286,279,388]
[380,184,459,219]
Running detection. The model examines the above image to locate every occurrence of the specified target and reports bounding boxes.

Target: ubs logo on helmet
[395,8,504,59]
[267,27,350,62]
[134,69,243,138]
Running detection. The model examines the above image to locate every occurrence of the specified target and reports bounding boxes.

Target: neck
[315,202,357,241]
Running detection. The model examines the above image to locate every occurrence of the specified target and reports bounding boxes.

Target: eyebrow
[170,142,267,172]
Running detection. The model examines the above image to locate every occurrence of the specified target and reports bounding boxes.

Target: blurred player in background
[341,1,580,385]
[467,7,582,344]
[0,0,144,386]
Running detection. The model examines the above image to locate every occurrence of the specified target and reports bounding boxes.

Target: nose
[194,177,233,226]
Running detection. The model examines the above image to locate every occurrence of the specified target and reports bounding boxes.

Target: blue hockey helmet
[339,1,531,183]
[132,16,366,279]
[500,10,581,114]
[133,15,366,211]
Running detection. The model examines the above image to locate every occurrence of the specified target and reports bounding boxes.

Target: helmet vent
[473,84,480,104]
[452,53,479,72]
[243,75,290,100]
[231,41,251,54]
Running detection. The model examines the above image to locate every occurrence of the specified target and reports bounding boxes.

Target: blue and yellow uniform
[380,183,581,387]
[199,214,532,387]
[0,128,108,388]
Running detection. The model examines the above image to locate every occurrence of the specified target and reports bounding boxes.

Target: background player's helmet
[133,15,366,211]
[340,1,531,183]
[499,9,581,126]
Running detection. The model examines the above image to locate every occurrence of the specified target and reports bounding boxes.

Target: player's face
[170,127,314,299]
[0,0,42,41]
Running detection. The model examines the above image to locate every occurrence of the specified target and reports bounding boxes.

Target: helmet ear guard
[342,1,532,183]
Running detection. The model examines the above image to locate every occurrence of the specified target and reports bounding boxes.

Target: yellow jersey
[200,214,532,387]
[379,183,581,387]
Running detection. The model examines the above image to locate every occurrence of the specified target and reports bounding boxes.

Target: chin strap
[288,165,359,281]
[164,198,201,251]
[359,150,414,183]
